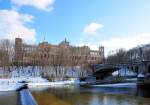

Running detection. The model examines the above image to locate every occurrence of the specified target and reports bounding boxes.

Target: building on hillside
[14,38,104,66]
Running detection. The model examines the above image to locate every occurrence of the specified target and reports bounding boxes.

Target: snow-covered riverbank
[28,79,79,87]
[0,82,25,92]
[0,77,80,91]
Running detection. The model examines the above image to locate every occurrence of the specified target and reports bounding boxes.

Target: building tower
[99,46,105,63]
[59,38,70,47]
[15,38,23,63]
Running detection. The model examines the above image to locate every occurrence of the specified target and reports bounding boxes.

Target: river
[0,85,150,105]
[0,91,19,105]
[31,85,150,105]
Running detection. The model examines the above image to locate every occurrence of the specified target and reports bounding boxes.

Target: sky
[0,0,150,56]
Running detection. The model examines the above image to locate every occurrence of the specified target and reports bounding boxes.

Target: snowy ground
[0,66,83,91]
[112,68,137,76]
[0,66,138,91]
[0,82,24,91]
[0,77,80,91]
[27,77,80,88]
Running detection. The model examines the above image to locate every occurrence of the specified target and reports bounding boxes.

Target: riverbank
[0,77,46,91]
[0,76,140,92]
[0,77,80,91]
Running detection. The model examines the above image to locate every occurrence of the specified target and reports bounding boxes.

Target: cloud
[101,33,150,56]
[76,42,99,50]
[11,0,54,11]
[83,22,103,35]
[0,9,36,42]
[77,33,150,57]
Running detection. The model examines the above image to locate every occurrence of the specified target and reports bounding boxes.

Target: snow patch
[92,83,137,88]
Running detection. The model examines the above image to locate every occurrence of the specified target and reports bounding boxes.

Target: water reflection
[31,86,150,105]
[0,92,19,105]
[136,85,150,98]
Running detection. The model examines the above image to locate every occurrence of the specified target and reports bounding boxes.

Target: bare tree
[0,39,15,78]
[106,49,127,64]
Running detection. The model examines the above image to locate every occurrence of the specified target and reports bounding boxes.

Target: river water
[31,85,150,105]
[0,85,150,105]
[0,91,19,105]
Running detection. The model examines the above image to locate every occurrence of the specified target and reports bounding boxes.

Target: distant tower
[139,47,144,61]
[15,38,23,63]
[43,36,46,42]
[99,46,105,62]
[59,38,70,47]
[64,38,67,43]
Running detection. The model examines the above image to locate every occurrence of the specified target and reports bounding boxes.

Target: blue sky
[0,0,150,55]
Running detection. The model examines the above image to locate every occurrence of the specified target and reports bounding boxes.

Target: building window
[44,54,47,58]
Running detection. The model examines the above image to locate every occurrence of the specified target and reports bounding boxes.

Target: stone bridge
[90,61,150,83]
[91,64,121,80]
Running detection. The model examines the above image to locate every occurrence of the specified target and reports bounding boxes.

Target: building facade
[15,38,104,66]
